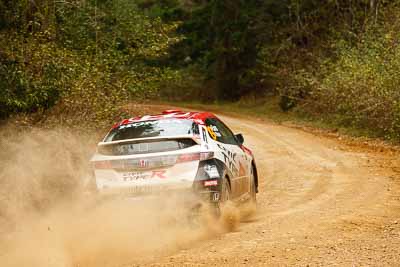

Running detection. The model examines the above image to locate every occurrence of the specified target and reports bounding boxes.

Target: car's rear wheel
[213,176,231,217]
[249,167,257,204]
[220,176,231,203]
[217,176,240,231]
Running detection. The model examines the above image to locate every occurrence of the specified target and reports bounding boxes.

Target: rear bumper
[95,182,220,204]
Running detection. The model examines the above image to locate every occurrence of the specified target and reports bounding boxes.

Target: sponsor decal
[122,170,167,180]
[217,143,239,176]
[210,125,222,137]
[204,180,218,186]
[204,164,219,178]
[202,126,208,143]
[123,172,149,181]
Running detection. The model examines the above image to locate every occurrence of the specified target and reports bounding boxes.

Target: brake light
[177,152,214,163]
[94,152,214,169]
[177,153,200,162]
[200,151,214,161]
[93,161,112,169]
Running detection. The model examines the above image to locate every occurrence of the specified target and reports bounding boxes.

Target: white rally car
[90,110,258,211]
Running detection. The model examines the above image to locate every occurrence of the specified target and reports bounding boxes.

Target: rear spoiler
[98,134,202,147]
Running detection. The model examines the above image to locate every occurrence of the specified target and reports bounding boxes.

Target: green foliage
[2,0,400,142]
[252,0,400,141]
[0,0,182,125]
[142,0,278,101]
[313,31,400,139]
[284,8,400,140]
[0,33,64,118]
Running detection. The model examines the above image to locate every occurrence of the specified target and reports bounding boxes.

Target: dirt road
[146,113,400,266]
[1,111,400,267]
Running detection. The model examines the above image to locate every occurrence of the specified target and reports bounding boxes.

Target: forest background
[1,0,400,140]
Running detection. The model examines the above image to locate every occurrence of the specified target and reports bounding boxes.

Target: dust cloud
[0,127,242,267]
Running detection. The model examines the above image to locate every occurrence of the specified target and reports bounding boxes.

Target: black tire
[220,176,231,203]
[249,167,257,204]
[213,176,231,217]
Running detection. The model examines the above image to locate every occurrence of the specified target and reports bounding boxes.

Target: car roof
[111,109,217,129]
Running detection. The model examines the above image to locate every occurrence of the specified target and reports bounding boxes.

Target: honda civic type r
[90,110,258,209]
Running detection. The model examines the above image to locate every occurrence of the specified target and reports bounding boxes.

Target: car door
[205,118,250,199]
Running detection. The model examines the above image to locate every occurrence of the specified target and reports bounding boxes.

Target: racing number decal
[207,126,217,140]
[207,125,222,140]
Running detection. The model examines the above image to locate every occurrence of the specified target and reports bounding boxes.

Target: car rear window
[104,119,199,142]
[98,139,197,156]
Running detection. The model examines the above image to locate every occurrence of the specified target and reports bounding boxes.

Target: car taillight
[93,152,214,169]
[177,152,214,163]
[177,153,200,162]
[200,151,214,161]
[93,160,112,169]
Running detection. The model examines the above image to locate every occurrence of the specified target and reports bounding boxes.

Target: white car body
[90,110,258,205]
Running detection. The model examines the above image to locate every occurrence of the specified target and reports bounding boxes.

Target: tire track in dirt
[1,110,399,266]
[148,113,400,266]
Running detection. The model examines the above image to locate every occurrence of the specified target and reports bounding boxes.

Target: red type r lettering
[152,170,167,179]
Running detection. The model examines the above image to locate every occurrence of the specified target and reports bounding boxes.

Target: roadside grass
[172,97,395,144]
[1,97,396,146]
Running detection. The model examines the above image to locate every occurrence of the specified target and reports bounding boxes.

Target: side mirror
[235,133,244,145]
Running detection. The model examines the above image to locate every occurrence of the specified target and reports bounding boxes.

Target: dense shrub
[0,33,65,119]
[0,0,182,125]
[317,35,400,139]
[286,23,400,140]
